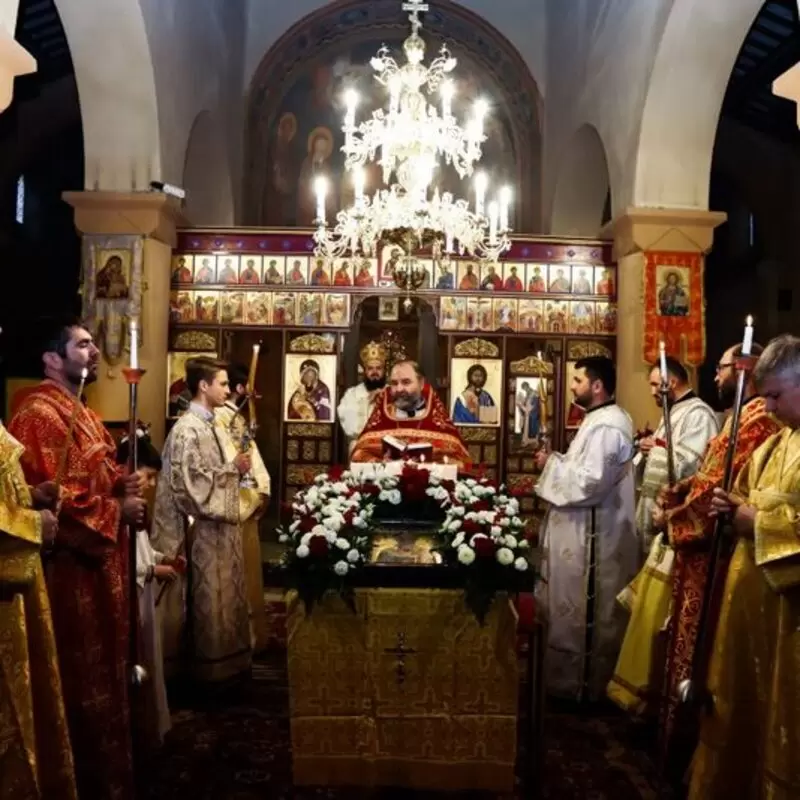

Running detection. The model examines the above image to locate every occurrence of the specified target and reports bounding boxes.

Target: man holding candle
[534,356,638,701]
[687,334,800,800]
[215,361,272,653]
[152,356,253,683]
[9,317,146,800]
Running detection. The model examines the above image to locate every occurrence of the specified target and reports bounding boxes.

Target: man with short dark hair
[534,356,638,701]
[351,360,470,466]
[152,356,253,682]
[9,317,145,799]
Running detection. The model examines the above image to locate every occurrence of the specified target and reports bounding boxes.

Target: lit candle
[488,201,499,245]
[344,89,358,128]
[499,186,512,231]
[353,167,365,203]
[474,171,487,217]
[314,175,327,225]
[659,341,668,381]
[473,98,488,137]
[129,317,139,369]
[441,80,453,119]
[742,314,754,356]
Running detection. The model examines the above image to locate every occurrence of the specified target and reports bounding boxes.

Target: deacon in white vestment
[337,340,388,455]
[635,357,718,554]
[535,356,638,702]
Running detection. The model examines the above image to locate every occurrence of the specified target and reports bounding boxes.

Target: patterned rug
[139,653,675,800]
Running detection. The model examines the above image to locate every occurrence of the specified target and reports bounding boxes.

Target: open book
[382,434,434,462]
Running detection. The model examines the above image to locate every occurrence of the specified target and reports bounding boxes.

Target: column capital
[600,206,727,259]
[62,190,188,247]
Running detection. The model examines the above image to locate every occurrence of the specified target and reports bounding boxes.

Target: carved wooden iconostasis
[169,229,617,538]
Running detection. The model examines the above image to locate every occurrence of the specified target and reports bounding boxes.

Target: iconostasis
[168,229,617,531]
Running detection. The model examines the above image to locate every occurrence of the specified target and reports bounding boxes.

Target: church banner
[643,251,705,366]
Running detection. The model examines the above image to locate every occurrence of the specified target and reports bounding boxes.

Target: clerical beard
[364,376,386,391]
[718,379,736,411]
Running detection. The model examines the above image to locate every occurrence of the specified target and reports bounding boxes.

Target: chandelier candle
[314,176,327,225]
[129,316,139,370]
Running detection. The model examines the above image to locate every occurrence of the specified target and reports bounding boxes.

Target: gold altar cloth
[287,588,519,793]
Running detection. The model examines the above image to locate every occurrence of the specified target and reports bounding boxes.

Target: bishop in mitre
[534,356,638,701]
[215,362,271,653]
[338,340,387,455]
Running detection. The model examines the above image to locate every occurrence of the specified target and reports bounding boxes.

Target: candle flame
[80,367,88,380]
[746,314,753,326]
[659,341,666,352]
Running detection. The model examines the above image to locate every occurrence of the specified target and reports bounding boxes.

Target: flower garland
[279,464,533,619]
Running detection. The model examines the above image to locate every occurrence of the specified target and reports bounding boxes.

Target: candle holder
[122,365,149,687]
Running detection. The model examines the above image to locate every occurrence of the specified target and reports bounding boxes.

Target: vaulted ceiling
[14,0,73,92]
[722,0,800,142]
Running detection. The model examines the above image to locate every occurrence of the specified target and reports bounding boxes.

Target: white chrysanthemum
[387,489,402,505]
[448,519,462,532]
[511,516,523,528]
[346,548,360,563]
[278,533,289,543]
[496,547,514,566]
[514,557,528,571]
[519,540,530,550]
[300,532,313,546]
[457,544,476,565]
[499,517,511,528]
[333,560,349,576]
[490,525,503,538]
[323,515,343,532]
[353,516,369,529]
[289,520,301,534]
[349,491,362,503]
[332,481,349,494]
[508,499,520,514]
[504,534,518,549]
[324,530,337,543]
[452,505,466,517]
[452,532,465,548]
[296,544,310,558]
[466,479,477,488]
[311,524,326,537]
[335,537,349,550]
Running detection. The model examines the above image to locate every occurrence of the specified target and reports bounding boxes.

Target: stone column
[0,2,36,112]
[63,191,184,447]
[601,207,726,429]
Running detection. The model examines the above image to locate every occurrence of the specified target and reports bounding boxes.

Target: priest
[689,334,800,800]
[337,340,387,455]
[534,356,638,701]
[350,360,471,467]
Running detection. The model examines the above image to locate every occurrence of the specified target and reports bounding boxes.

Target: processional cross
[384,631,417,685]
[402,0,429,34]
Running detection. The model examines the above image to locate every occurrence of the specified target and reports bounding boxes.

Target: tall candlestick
[441,80,453,119]
[314,176,327,225]
[488,201,499,245]
[129,317,139,369]
[659,341,668,380]
[474,171,487,217]
[742,314,754,355]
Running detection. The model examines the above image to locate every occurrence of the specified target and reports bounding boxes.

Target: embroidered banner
[643,251,705,366]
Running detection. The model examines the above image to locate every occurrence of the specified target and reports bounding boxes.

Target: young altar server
[534,356,638,702]
[117,426,182,744]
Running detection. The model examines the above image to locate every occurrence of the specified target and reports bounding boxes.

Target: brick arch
[244,0,542,231]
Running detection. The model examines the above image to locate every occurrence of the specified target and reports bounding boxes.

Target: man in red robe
[654,342,781,781]
[351,360,471,467]
[9,318,146,800]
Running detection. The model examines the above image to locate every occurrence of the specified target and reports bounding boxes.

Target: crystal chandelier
[312,0,512,271]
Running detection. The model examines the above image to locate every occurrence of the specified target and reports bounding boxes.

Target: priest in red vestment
[351,360,471,467]
[9,318,146,800]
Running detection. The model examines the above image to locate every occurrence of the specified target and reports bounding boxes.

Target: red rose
[473,536,495,559]
[299,516,316,534]
[308,534,329,557]
[472,500,491,513]
[440,479,455,494]
[343,509,355,526]
[362,483,380,497]
[328,465,345,482]
[462,519,482,536]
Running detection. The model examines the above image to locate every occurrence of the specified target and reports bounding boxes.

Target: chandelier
[312,0,512,273]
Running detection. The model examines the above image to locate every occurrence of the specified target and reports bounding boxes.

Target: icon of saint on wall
[658,270,690,316]
[286,358,333,421]
[96,254,129,299]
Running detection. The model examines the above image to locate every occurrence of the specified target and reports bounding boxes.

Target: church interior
[3,0,800,797]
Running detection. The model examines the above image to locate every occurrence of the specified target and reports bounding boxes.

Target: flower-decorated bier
[434,475,532,622]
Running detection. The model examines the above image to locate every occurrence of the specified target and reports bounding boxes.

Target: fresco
[259,38,518,228]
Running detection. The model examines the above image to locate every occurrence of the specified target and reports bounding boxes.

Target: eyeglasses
[716,362,735,373]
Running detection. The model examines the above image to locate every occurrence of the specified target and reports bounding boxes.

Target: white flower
[466,479,477,488]
[332,481,349,494]
[296,544,310,558]
[323,515,343,533]
[508,499,520,514]
[448,519,462,532]
[311,524,327,537]
[452,532,465,548]
[334,560,349,576]
[457,544,476,565]
[335,537,350,550]
[349,491,362,503]
[519,540,530,550]
[499,517,511,528]
[504,534,518,549]
[470,533,489,547]
[346,549,360,563]
[514,557,529,571]
[353,516,369,529]
[278,533,289,543]
[496,547,514,566]
[490,525,503,538]
[300,532,313,546]
[386,489,402,505]
[289,520,301,534]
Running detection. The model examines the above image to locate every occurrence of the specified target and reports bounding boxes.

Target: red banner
[643,251,705,366]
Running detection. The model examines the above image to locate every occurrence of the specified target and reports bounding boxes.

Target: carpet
[139,653,675,800]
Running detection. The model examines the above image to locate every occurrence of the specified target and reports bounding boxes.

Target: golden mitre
[360,340,388,366]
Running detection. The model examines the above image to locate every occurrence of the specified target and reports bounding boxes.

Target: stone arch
[244,0,543,231]
[633,0,762,209]
[549,124,611,236]
[182,110,235,225]
[53,0,161,191]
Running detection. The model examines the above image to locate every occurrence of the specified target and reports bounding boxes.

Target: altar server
[535,356,638,701]
[338,340,388,455]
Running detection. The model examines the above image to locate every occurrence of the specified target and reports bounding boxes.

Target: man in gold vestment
[0,421,77,799]
[215,362,271,653]
[351,360,470,467]
[690,334,800,799]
